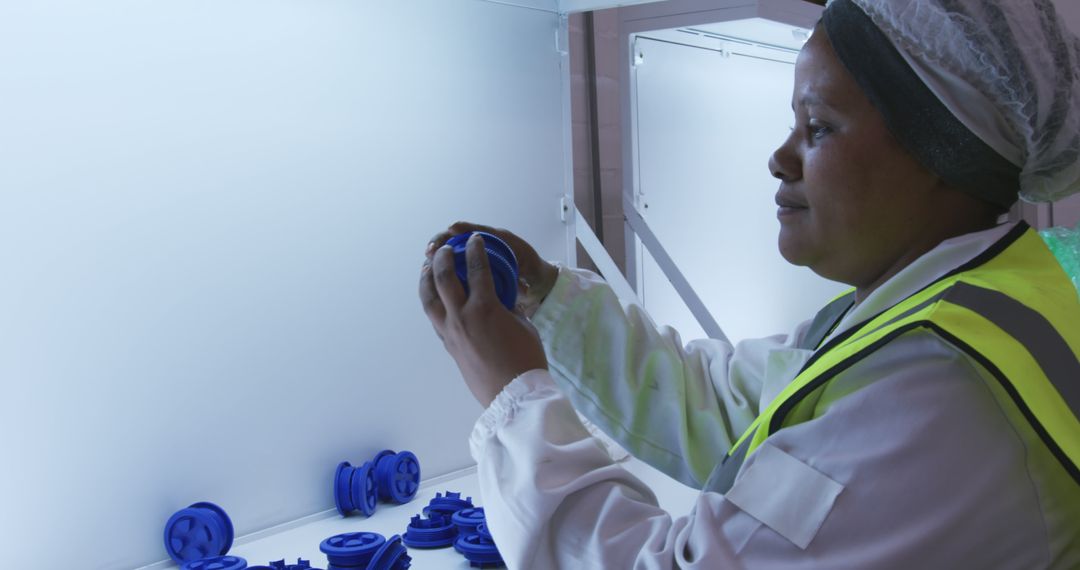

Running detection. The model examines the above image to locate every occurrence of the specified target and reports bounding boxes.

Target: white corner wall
[632,30,845,343]
[0,1,567,568]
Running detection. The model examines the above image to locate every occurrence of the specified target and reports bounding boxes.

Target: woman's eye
[807,121,831,139]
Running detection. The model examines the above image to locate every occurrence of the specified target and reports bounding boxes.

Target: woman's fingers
[419,261,445,337]
[432,244,467,318]
[426,230,454,260]
[465,233,497,306]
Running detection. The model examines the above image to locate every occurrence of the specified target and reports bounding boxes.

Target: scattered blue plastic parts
[446,232,519,311]
[181,555,248,570]
[402,514,457,549]
[454,523,505,568]
[372,450,421,504]
[422,491,474,518]
[320,531,411,570]
[164,502,236,565]
[451,508,486,536]
[334,461,378,517]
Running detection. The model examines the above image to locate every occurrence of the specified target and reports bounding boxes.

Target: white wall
[0,1,567,568]
[632,27,844,343]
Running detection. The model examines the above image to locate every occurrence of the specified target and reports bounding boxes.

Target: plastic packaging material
[334,461,378,518]
[450,508,486,537]
[454,523,505,568]
[371,450,421,504]
[445,232,519,311]
[402,514,458,549]
[164,502,236,565]
[181,556,248,570]
[1041,222,1080,298]
[319,532,411,570]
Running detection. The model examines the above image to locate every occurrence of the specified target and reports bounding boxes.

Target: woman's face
[768,29,944,290]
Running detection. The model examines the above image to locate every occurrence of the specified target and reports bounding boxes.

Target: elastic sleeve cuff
[470,369,560,457]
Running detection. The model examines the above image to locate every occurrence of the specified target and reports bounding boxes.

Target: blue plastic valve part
[164,502,236,564]
[445,232,519,311]
[454,525,505,569]
[320,531,386,568]
[402,514,458,549]
[372,450,421,504]
[366,534,412,570]
[249,559,321,570]
[181,555,248,570]
[451,507,486,536]
[250,557,317,565]
[333,461,378,517]
[422,491,474,518]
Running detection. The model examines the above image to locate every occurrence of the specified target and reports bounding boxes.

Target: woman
[420,0,1080,567]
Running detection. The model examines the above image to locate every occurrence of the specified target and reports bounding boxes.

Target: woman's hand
[425,221,559,317]
[420,233,548,407]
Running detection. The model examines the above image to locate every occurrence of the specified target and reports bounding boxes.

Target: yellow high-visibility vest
[706,223,1080,493]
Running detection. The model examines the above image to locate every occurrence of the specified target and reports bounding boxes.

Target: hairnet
[830,0,1080,203]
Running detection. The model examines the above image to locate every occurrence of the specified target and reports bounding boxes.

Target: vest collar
[821,222,1018,348]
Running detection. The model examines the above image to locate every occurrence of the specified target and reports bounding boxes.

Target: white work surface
[149,458,699,569]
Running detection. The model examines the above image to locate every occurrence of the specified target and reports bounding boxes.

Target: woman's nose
[769,133,801,182]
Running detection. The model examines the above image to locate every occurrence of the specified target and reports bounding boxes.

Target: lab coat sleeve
[469,332,1051,570]
[530,266,812,487]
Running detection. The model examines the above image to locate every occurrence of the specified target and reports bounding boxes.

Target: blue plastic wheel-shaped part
[446,232,519,311]
[352,461,378,516]
[334,461,378,517]
[319,532,385,567]
[454,531,505,568]
[476,522,493,540]
[333,461,355,516]
[423,491,474,518]
[262,559,318,570]
[402,514,457,549]
[164,502,236,564]
[367,534,412,570]
[374,450,421,504]
[181,555,248,570]
[451,507,486,535]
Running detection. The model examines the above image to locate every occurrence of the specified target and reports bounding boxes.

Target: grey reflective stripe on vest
[704,435,752,493]
[943,282,1080,417]
[798,292,856,351]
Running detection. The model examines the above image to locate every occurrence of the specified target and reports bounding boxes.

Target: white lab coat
[469,222,1080,569]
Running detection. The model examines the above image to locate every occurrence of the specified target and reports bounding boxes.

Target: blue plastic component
[366,534,412,570]
[373,450,421,504]
[334,461,378,517]
[320,531,386,568]
[451,507,486,536]
[164,502,236,564]
[181,556,248,570]
[445,232,519,311]
[249,559,320,570]
[422,491,474,518]
[454,524,505,568]
[402,514,457,549]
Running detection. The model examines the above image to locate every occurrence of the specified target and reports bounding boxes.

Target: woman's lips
[775,191,808,218]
